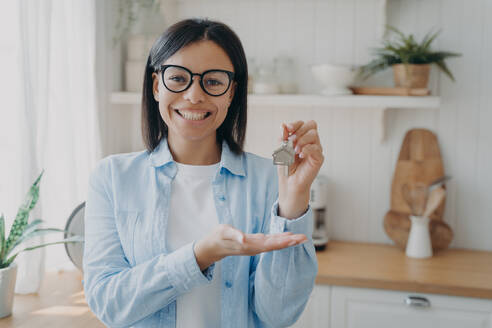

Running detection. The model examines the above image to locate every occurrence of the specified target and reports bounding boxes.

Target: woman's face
[152,40,235,145]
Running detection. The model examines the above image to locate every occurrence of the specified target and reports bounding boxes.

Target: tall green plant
[0,171,83,269]
[359,25,461,81]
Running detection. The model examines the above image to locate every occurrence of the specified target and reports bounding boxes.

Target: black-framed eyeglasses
[159,64,235,97]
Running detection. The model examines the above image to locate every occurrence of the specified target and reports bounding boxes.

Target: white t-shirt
[167,162,221,328]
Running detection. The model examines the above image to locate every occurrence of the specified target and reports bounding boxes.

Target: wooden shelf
[249,94,440,108]
[110,92,440,143]
[110,91,440,109]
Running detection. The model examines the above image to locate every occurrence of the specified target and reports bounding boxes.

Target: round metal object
[64,202,85,272]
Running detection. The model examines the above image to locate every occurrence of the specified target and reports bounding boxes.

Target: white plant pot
[0,263,17,318]
[125,60,147,92]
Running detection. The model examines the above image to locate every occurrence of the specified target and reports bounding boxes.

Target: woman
[84,18,323,328]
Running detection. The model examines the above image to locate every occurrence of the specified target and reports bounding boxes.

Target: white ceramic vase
[0,263,17,318]
[406,215,433,259]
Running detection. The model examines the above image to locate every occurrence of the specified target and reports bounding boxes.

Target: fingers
[282,120,322,155]
[280,123,300,142]
[243,233,307,254]
[264,234,306,249]
[280,123,289,141]
[285,120,316,140]
[294,130,321,156]
[284,121,304,135]
[219,224,244,244]
[216,224,307,257]
[243,231,292,242]
[299,144,324,165]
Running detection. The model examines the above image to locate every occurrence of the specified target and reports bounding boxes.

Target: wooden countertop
[1,241,492,327]
[316,241,492,299]
[0,271,103,328]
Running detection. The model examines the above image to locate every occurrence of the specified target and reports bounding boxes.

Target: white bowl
[311,64,356,96]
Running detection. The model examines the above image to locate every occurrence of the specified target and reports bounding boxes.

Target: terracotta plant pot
[392,63,430,88]
[0,263,17,318]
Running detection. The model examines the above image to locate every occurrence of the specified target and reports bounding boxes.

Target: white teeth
[177,110,208,121]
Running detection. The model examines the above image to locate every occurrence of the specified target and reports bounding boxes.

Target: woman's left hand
[277,120,324,219]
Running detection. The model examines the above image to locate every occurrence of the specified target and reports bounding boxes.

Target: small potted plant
[113,0,161,45]
[359,26,461,88]
[0,171,83,318]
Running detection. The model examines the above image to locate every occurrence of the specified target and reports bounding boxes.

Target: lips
[174,109,212,121]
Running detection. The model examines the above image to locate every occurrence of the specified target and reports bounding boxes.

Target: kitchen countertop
[2,241,492,327]
[316,241,492,299]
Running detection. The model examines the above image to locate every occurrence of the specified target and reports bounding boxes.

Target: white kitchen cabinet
[290,285,492,328]
[291,285,331,328]
[330,286,492,328]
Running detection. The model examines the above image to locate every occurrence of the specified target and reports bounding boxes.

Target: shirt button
[225,281,233,288]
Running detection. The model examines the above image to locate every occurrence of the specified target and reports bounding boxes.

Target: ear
[228,81,237,104]
[152,72,159,101]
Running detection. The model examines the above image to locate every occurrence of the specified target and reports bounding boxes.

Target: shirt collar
[219,140,245,177]
[148,138,245,177]
[148,138,174,168]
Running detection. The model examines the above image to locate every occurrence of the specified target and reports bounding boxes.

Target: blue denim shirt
[83,138,317,328]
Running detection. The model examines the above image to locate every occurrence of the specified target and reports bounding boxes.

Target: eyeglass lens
[163,66,231,96]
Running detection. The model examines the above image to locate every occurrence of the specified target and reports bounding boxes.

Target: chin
[173,130,217,143]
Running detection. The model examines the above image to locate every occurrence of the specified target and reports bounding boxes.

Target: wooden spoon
[401,184,415,215]
[411,182,429,216]
[423,186,446,219]
[428,175,452,191]
[401,182,429,216]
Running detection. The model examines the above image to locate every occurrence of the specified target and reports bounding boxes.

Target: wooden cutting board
[383,129,453,251]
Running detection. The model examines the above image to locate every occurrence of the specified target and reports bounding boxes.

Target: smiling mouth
[175,109,212,121]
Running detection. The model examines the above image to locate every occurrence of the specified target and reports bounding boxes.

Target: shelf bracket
[375,107,389,143]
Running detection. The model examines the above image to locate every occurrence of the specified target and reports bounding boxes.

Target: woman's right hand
[193,224,307,271]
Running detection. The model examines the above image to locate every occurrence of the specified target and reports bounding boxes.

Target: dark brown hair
[141,18,248,154]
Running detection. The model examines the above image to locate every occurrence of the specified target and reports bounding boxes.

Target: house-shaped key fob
[272,140,295,176]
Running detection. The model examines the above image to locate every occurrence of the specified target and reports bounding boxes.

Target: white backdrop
[0,0,102,292]
[109,0,492,251]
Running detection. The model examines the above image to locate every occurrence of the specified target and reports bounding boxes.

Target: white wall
[176,0,386,94]
[386,0,492,251]
[102,0,492,251]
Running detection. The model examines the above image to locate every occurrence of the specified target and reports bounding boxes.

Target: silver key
[272,138,295,176]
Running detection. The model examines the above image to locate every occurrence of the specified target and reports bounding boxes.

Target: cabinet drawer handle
[405,296,431,308]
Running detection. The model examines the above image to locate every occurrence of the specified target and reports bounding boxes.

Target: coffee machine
[310,175,329,250]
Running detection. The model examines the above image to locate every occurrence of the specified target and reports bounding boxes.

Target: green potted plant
[0,171,83,318]
[113,0,161,45]
[359,26,461,88]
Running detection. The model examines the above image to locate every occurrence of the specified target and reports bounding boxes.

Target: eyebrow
[162,64,234,73]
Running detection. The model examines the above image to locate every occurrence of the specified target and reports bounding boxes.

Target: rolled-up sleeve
[83,159,214,328]
[269,200,313,236]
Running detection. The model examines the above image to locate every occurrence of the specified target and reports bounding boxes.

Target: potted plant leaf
[0,171,83,318]
[359,26,461,88]
[113,0,161,46]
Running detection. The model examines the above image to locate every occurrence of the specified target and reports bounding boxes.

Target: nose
[183,76,206,104]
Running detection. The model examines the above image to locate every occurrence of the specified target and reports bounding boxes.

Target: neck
[167,134,221,165]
